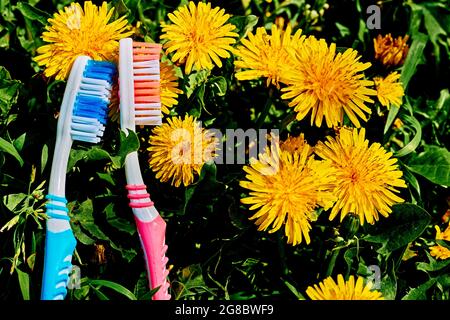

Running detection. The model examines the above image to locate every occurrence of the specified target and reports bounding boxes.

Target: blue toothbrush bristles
[71,60,116,143]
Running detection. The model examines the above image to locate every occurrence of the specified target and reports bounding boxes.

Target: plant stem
[256,88,274,128]
[325,248,341,277]
[276,231,289,276]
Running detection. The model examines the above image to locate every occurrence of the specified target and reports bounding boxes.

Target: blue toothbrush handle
[41,195,77,300]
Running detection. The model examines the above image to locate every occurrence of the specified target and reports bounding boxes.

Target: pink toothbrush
[119,38,170,300]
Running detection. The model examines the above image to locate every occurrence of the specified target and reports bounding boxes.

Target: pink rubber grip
[135,215,171,300]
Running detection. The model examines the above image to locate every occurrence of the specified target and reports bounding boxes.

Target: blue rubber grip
[41,195,76,300]
[41,229,76,300]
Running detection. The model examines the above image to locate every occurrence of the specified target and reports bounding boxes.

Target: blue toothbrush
[41,56,115,300]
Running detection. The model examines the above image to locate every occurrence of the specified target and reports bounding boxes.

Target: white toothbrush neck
[48,136,72,196]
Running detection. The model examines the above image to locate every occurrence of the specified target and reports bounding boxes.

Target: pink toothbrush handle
[135,215,171,300]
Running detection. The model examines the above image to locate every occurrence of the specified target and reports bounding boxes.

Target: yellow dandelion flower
[314,127,407,225]
[430,223,450,260]
[148,115,219,187]
[240,140,336,245]
[234,25,303,87]
[306,274,384,300]
[160,61,183,114]
[161,1,238,74]
[35,1,133,80]
[281,36,376,128]
[108,82,120,123]
[279,133,312,155]
[374,34,409,67]
[393,118,404,130]
[374,72,404,109]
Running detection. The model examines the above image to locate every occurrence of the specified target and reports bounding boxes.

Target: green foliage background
[0,0,449,300]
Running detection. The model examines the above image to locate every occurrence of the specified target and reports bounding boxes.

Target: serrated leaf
[402,278,436,300]
[71,223,95,245]
[73,199,109,241]
[0,66,21,117]
[381,262,397,300]
[104,203,135,235]
[417,252,450,273]
[406,145,450,186]
[108,241,137,262]
[118,129,140,166]
[186,69,209,98]
[228,15,258,39]
[364,204,431,254]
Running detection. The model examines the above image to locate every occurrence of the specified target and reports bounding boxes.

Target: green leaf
[208,76,227,97]
[364,204,431,255]
[134,272,151,300]
[417,252,450,273]
[384,106,400,134]
[185,69,209,98]
[399,162,421,199]
[182,162,224,215]
[335,22,351,38]
[67,149,87,172]
[88,279,137,300]
[0,137,24,166]
[395,114,422,157]
[175,264,207,299]
[104,203,135,235]
[3,193,27,212]
[228,15,258,39]
[402,278,436,300]
[73,199,109,241]
[0,66,21,117]
[384,32,429,134]
[16,268,30,300]
[41,144,48,174]
[71,223,95,245]
[381,262,397,300]
[13,132,26,152]
[107,241,137,262]
[283,280,306,300]
[86,147,112,162]
[422,7,447,65]
[15,2,50,25]
[118,129,140,166]
[406,145,450,186]
[91,286,109,300]
[96,172,116,186]
[400,32,428,89]
[182,187,196,216]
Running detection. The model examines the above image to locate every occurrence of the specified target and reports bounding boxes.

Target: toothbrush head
[119,38,162,129]
[59,56,116,144]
